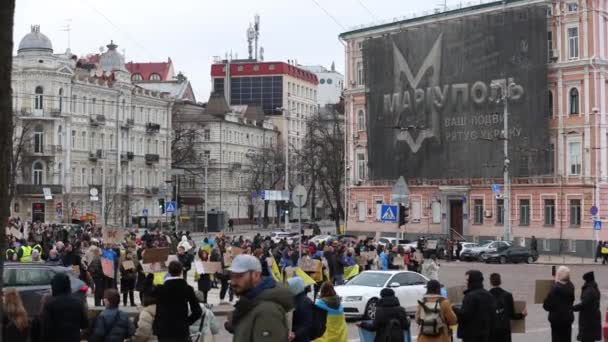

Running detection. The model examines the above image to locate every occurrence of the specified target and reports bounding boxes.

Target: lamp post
[276,107,290,230]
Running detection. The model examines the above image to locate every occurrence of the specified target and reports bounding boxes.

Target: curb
[211,305,234,316]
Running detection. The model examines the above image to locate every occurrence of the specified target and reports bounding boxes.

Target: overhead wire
[309,0,347,30]
[355,0,378,20]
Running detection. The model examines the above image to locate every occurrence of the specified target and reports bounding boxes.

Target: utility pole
[204,159,208,233]
[502,80,512,242]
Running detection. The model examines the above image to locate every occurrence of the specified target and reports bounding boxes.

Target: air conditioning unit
[484,210,493,218]
[550,49,558,61]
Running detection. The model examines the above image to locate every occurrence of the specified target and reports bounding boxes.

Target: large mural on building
[364,5,549,180]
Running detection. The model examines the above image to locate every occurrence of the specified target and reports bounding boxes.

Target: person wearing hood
[41,273,88,342]
[311,282,347,342]
[359,287,410,342]
[178,235,192,251]
[543,265,575,342]
[573,271,601,342]
[452,270,496,342]
[224,254,294,342]
[288,277,315,342]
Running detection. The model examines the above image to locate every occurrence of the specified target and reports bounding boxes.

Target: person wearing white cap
[224,254,294,342]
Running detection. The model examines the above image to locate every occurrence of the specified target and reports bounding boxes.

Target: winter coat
[89,308,135,342]
[489,287,524,342]
[292,292,314,342]
[133,305,158,342]
[543,281,575,327]
[2,317,29,342]
[453,271,496,341]
[312,296,347,342]
[415,295,457,342]
[150,278,202,339]
[379,252,389,271]
[42,274,89,342]
[189,305,220,337]
[423,260,439,281]
[177,252,193,271]
[360,295,410,342]
[573,281,602,342]
[120,263,136,292]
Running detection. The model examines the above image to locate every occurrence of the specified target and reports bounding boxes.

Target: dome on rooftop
[99,41,127,72]
[18,25,53,55]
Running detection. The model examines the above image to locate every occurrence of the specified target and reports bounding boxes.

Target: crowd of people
[0,218,603,342]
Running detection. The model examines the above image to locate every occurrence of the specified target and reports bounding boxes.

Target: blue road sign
[594,220,602,231]
[142,208,149,217]
[380,204,398,223]
[491,184,500,193]
[165,201,176,213]
[591,205,598,216]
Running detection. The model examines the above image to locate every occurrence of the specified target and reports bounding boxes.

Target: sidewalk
[535,254,598,265]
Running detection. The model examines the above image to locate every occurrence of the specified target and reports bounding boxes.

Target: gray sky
[14,0,469,101]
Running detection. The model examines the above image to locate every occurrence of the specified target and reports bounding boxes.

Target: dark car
[300,223,321,236]
[481,246,538,264]
[3,263,88,316]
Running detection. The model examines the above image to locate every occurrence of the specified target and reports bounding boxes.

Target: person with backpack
[358,288,410,342]
[452,270,496,342]
[488,273,526,342]
[89,289,135,342]
[415,279,457,342]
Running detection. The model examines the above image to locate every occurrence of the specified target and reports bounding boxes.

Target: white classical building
[11,26,172,226]
[300,63,344,106]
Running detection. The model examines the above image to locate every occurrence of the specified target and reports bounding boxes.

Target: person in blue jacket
[378,246,389,270]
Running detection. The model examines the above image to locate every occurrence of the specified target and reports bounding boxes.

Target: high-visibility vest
[20,246,32,262]
[601,247,608,254]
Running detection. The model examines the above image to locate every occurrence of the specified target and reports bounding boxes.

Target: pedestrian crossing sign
[380,204,398,223]
[165,201,176,213]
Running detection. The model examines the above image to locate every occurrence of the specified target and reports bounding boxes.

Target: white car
[270,231,296,244]
[335,270,428,319]
[309,235,332,245]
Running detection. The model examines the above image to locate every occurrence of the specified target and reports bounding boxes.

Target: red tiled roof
[126,58,173,81]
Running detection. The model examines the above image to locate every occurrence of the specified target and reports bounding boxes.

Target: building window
[548,90,553,117]
[32,161,44,185]
[542,239,551,251]
[519,199,530,226]
[474,199,483,224]
[131,73,143,81]
[83,96,87,113]
[34,86,43,110]
[569,88,579,115]
[268,64,275,70]
[71,95,76,112]
[568,27,579,59]
[319,79,325,84]
[356,61,364,86]
[431,201,441,223]
[544,199,555,226]
[356,109,365,131]
[149,73,161,81]
[81,131,87,150]
[91,98,96,115]
[567,2,578,12]
[548,143,555,174]
[569,240,576,253]
[568,140,582,175]
[33,125,44,153]
[58,88,63,112]
[57,125,62,147]
[496,199,504,224]
[327,78,333,85]
[71,130,76,149]
[81,168,86,187]
[357,152,365,181]
[570,199,581,226]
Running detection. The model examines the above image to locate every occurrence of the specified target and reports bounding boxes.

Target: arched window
[58,88,63,112]
[57,125,62,146]
[34,86,44,110]
[91,98,96,115]
[149,73,161,81]
[33,125,44,153]
[131,73,143,81]
[569,88,579,115]
[32,161,44,185]
[357,109,365,131]
[83,96,87,113]
[548,90,553,117]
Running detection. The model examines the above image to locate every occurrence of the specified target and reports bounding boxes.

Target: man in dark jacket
[489,273,526,342]
[89,289,135,342]
[288,276,315,342]
[323,246,338,283]
[573,271,601,342]
[359,288,409,342]
[150,260,202,342]
[453,270,496,342]
[42,273,89,342]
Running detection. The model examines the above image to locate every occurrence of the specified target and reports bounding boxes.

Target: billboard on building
[363,5,549,180]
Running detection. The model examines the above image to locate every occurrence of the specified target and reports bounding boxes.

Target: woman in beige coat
[416,280,457,342]
[133,293,158,342]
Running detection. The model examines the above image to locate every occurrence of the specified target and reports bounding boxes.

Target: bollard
[551,265,556,277]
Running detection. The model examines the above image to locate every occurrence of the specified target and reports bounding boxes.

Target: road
[210,261,607,341]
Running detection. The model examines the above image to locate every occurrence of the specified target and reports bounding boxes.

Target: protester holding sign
[120,251,137,307]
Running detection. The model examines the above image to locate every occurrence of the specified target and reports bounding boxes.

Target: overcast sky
[14,0,470,100]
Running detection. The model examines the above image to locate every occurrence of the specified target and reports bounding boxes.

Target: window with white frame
[34,86,43,110]
[204,129,210,141]
[71,130,76,149]
[33,125,44,153]
[570,199,581,226]
[356,61,364,86]
[374,198,383,221]
[519,199,530,226]
[567,27,579,59]
[432,201,441,223]
[569,240,576,253]
[357,109,365,131]
[568,140,582,175]
[356,152,365,181]
[569,88,579,115]
[496,199,504,224]
[32,161,44,185]
[567,2,578,12]
[474,199,483,224]
[411,200,421,222]
[544,198,555,226]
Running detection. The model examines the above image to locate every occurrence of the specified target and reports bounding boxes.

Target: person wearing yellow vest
[601,242,608,265]
[312,282,347,342]
[17,240,33,262]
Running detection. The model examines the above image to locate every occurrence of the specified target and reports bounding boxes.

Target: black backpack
[381,318,403,342]
[493,291,510,332]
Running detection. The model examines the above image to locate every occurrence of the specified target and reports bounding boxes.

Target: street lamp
[276,107,290,230]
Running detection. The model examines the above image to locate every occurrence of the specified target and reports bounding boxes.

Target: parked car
[459,241,511,261]
[378,237,412,248]
[336,234,359,245]
[270,231,297,244]
[335,270,428,319]
[481,246,538,264]
[422,239,446,259]
[309,235,333,245]
[300,223,321,235]
[3,263,88,317]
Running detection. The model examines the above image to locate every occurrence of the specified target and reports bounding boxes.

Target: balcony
[24,145,62,157]
[121,118,134,129]
[90,115,106,126]
[124,185,134,193]
[50,109,62,117]
[145,153,159,164]
[120,151,135,163]
[146,122,161,133]
[144,187,160,196]
[15,184,63,196]
[88,149,103,161]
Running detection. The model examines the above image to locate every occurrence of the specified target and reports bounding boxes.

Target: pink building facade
[340,0,608,256]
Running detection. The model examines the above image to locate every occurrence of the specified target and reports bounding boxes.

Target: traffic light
[159,198,165,214]
[399,204,409,226]
[177,195,183,209]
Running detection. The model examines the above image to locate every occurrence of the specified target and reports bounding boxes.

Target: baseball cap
[228,254,262,273]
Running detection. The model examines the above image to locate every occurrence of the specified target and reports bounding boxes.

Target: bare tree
[0,0,16,325]
[245,141,285,224]
[10,119,35,201]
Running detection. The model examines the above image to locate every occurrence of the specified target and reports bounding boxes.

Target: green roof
[339,0,541,39]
